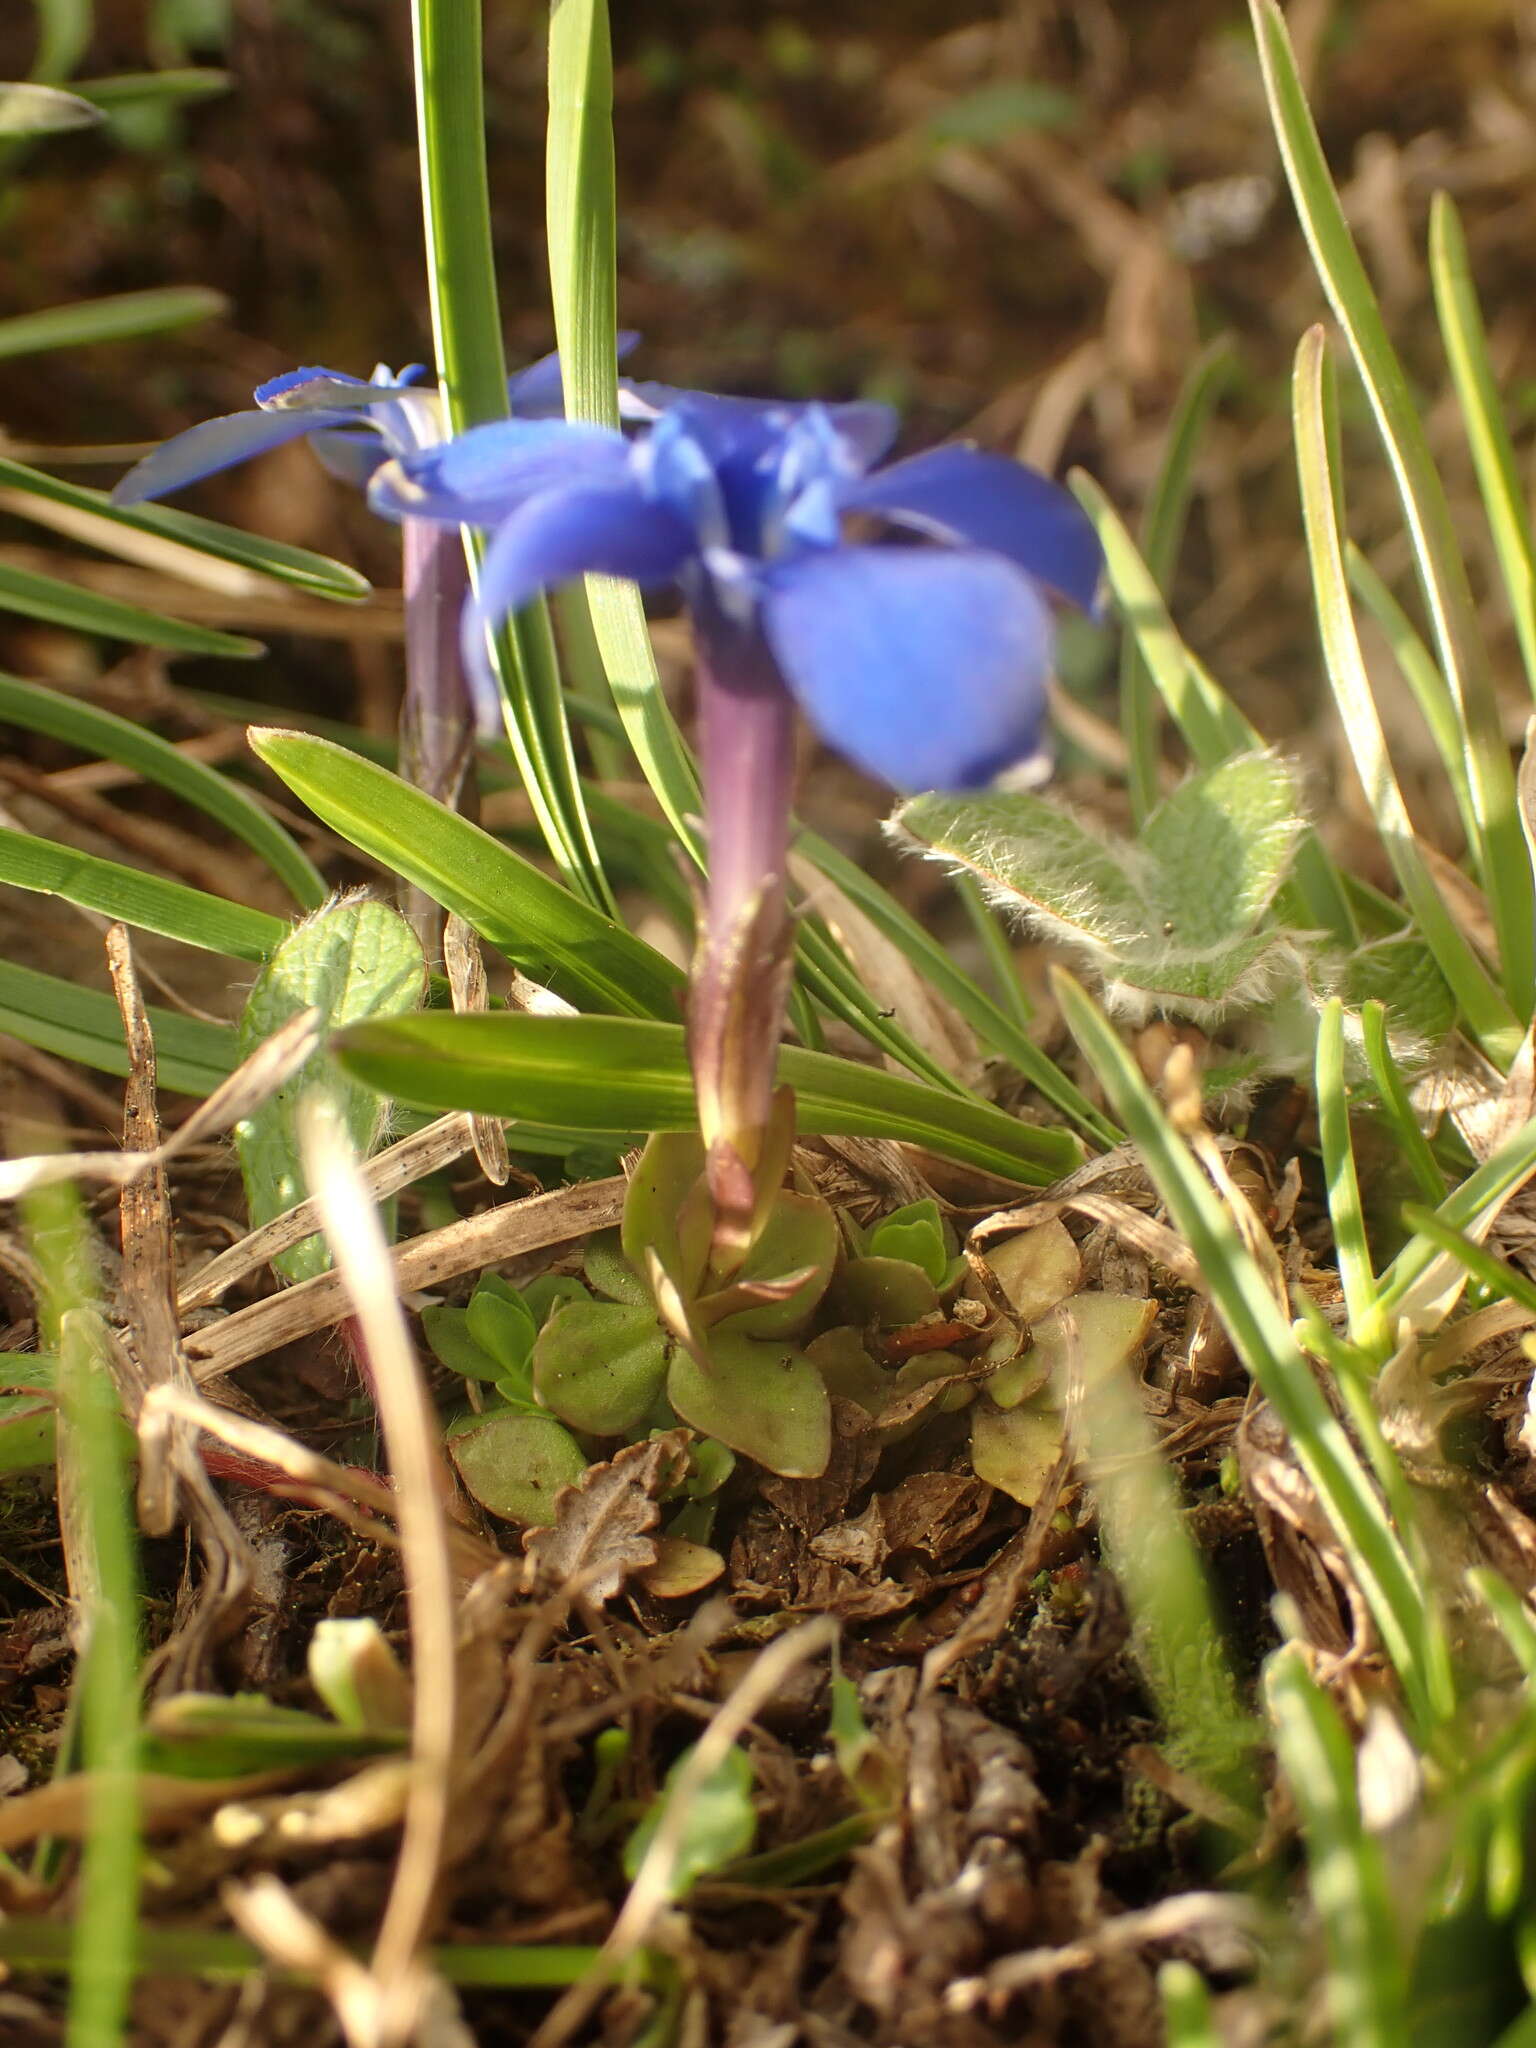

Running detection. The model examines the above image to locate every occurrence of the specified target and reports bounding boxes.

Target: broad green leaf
[1140,752,1301,944]
[623,1741,757,1897]
[249,728,681,1019]
[533,1299,671,1437]
[235,897,426,1282]
[969,1397,1064,1508]
[334,1013,1083,1186]
[867,1199,950,1287]
[708,1190,838,1337]
[667,1329,831,1477]
[0,81,102,133]
[834,1256,941,1328]
[446,1409,588,1526]
[0,456,371,604]
[0,287,226,361]
[465,1283,538,1387]
[0,822,282,960]
[0,670,325,908]
[0,559,261,658]
[0,957,232,1094]
[421,1303,506,1385]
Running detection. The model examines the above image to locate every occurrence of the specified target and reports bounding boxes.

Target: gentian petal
[368,418,630,527]
[760,543,1054,791]
[621,387,898,468]
[476,482,694,625]
[507,331,641,417]
[837,445,1101,614]
[307,426,389,490]
[255,366,421,410]
[111,406,346,505]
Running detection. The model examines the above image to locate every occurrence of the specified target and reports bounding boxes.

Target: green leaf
[248,728,682,1019]
[708,1190,838,1336]
[623,1741,757,1898]
[0,671,325,908]
[0,287,226,361]
[140,1692,398,1778]
[235,896,426,1283]
[532,1299,671,1437]
[334,1013,1083,1187]
[0,957,232,1094]
[421,1303,504,1385]
[667,1329,831,1477]
[0,455,371,604]
[867,1199,950,1287]
[71,69,231,111]
[0,559,261,659]
[0,81,102,134]
[0,822,283,960]
[446,1409,589,1526]
[465,1283,538,1387]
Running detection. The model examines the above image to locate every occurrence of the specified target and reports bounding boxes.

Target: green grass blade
[0,670,325,908]
[544,0,703,857]
[1316,998,1387,1357]
[0,286,225,360]
[1359,999,1444,1207]
[71,69,231,112]
[0,454,371,603]
[1267,1647,1408,2048]
[1378,1113,1536,1320]
[30,0,93,82]
[0,559,262,659]
[1053,966,1454,1730]
[1159,1961,1221,2048]
[1429,191,1536,703]
[1396,1205,1536,1322]
[1121,337,1232,823]
[1072,468,1357,943]
[0,958,232,1094]
[0,823,284,960]
[248,728,682,1018]
[335,1012,1083,1186]
[1251,0,1535,1015]
[1292,325,1521,1066]
[410,0,610,912]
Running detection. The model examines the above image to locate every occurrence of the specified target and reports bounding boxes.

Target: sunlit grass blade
[0,559,262,660]
[0,454,372,603]
[335,1012,1083,1186]
[1316,999,1387,1358]
[1292,325,1521,1067]
[1377,1112,1536,1323]
[1052,966,1455,1730]
[1429,191,1536,703]
[0,671,325,908]
[0,286,226,360]
[545,0,703,856]
[1266,1647,1409,2048]
[249,728,683,1019]
[1072,468,1356,944]
[1121,337,1232,823]
[0,823,284,961]
[410,0,611,913]
[1251,0,1534,1016]
[1395,1205,1536,1322]
[0,957,233,1095]
[24,1185,142,2048]
[1358,1000,1444,1207]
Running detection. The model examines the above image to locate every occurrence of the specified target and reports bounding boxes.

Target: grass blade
[0,823,284,961]
[248,728,682,1018]
[0,454,371,604]
[410,0,611,912]
[0,671,325,908]
[1251,0,1534,1015]
[1377,1113,1536,1322]
[1358,999,1444,1207]
[0,559,262,660]
[1315,998,1386,1357]
[1292,325,1521,1066]
[0,958,233,1095]
[1052,966,1455,1730]
[0,286,225,361]
[335,1012,1083,1186]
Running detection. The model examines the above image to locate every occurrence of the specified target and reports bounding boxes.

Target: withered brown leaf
[522,1429,693,1603]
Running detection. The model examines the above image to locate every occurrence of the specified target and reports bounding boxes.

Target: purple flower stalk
[370,391,1101,1252]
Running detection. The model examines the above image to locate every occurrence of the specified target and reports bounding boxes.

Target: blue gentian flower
[110,340,641,507]
[368,391,1101,792]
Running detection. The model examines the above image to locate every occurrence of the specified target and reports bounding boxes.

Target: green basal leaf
[446,1409,589,1526]
[0,957,232,1095]
[705,1190,839,1336]
[0,456,371,604]
[522,1273,591,1327]
[1335,931,1456,1048]
[866,1199,950,1287]
[421,1303,505,1386]
[335,1015,1082,1187]
[0,559,261,658]
[0,822,283,961]
[623,1741,757,1897]
[0,287,226,361]
[249,728,681,1019]
[235,896,426,1283]
[666,1329,831,1478]
[465,1282,538,1387]
[532,1299,672,1437]
[584,1229,651,1305]
[834,1256,941,1328]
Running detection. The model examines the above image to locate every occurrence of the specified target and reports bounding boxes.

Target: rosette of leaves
[895,752,1310,1023]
